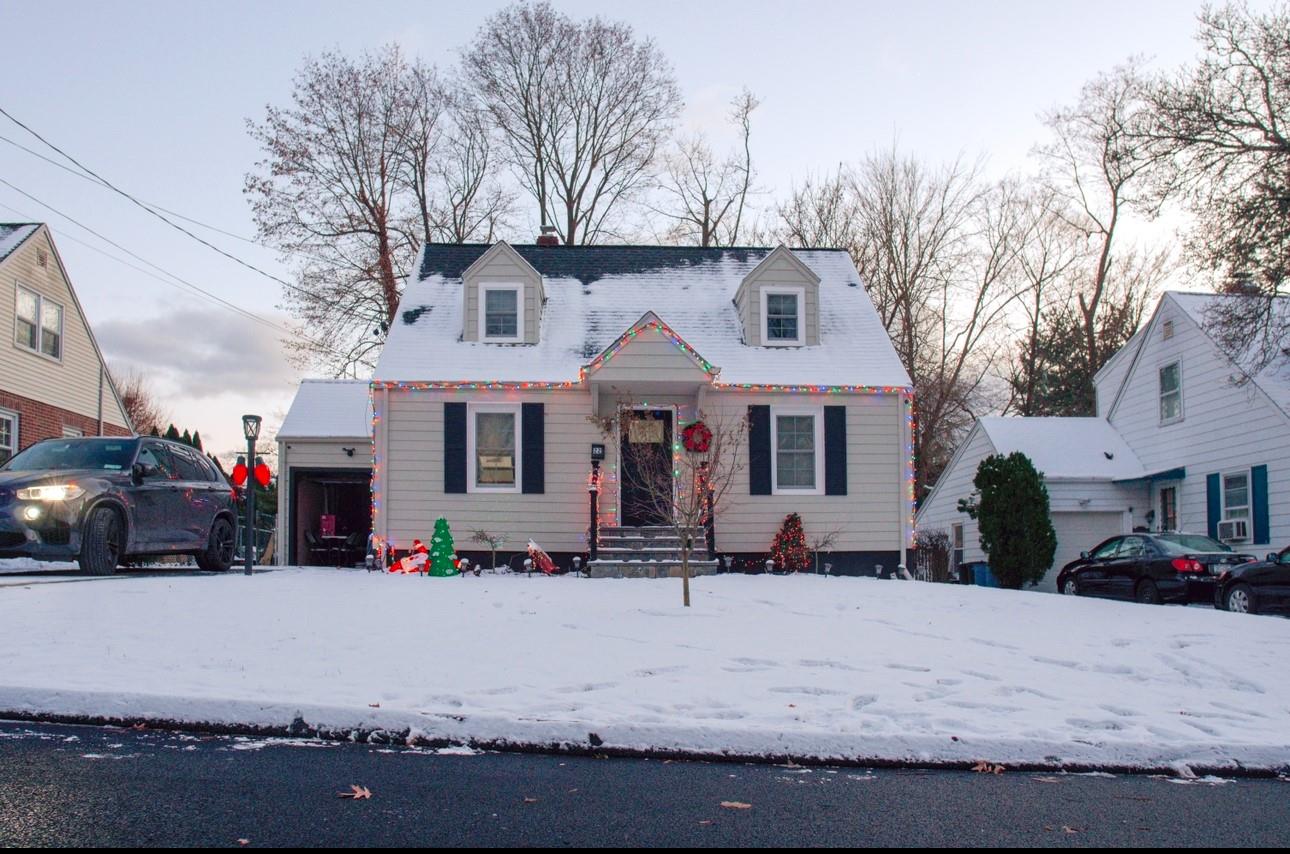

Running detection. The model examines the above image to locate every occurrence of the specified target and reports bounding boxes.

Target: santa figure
[393,538,429,574]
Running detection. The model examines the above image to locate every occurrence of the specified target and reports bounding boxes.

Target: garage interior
[290,470,372,566]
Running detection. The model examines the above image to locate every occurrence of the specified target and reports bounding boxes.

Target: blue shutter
[1206,473,1221,540]
[824,406,847,495]
[748,406,771,495]
[521,403,544,494]
[1252,464,1269,545]
[444,402,467,494]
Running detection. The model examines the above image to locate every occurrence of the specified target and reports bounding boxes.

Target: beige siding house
[0,223,131,461]
[354,242,913,576]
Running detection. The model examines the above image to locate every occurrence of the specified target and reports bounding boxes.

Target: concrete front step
[588,559,720,579]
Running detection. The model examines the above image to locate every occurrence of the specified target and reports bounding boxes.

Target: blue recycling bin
[972,562,1000,588]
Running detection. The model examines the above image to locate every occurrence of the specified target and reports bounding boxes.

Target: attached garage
[1042,511,1129,592]
[276,381,373,567]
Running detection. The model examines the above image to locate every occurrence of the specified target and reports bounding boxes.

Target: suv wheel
[196,517,236,572]
[78,506,123,576]
[1062,577,1079,596]
[1135,579,1163,605]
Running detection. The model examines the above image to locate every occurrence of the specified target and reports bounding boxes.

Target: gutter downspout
[97,367,105,436]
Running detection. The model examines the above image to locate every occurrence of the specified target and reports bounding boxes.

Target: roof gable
[740,244,821,290]
[584,311,720,381]
[461,241,542,283]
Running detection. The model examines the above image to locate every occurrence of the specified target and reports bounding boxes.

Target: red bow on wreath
[682,421,713,453]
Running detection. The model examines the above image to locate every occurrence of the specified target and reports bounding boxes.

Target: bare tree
[1138,1,1290,373]
[608,407,747,607]
[655,89,760,246]
[111,366,167,436]
[774,167,864,262]
[246,46,511,374]
[1037,62,1168,402]
[465,1,683,244]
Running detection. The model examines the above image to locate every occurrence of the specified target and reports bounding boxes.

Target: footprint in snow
[850,694,878,710]
[768,686,845,696]
[885,663,931,672]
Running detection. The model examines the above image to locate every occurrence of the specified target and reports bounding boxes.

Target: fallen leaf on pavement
[523,797,539,804]
[338,785,372,800]
[1062,826,1081,834]
[368,703,380,708]
[972,761,1005,774]
[720,801,752,810]
[237,840,250,847]
[699,820,713,826]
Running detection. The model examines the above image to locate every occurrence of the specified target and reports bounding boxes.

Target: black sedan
[1056,533,1252,605]
[0,436,238,575]
[1215,547,1290,615]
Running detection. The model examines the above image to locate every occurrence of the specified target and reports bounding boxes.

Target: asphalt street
[1,721,1287,847]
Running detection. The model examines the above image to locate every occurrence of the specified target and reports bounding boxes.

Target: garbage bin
[972,562,1000,588]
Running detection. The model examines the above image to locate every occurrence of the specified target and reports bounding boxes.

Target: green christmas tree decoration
[427,517,459,577]
[770,512,810,572]
[958,451,1057,589]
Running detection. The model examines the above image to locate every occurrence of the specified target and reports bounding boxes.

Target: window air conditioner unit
[1217,519,1249,543]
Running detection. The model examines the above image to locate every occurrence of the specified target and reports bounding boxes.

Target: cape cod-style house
[279,241,914,574]
[917,291,1290,590]
[0,223,132,461]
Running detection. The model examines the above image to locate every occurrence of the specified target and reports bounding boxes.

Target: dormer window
[762,286,804,346]
[480,284,522,343]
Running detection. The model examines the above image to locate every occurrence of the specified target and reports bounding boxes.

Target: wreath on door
[681,420,713,453]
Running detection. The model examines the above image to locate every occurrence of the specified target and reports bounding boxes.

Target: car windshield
[2,439,137,472]
[1154,533,1232,554]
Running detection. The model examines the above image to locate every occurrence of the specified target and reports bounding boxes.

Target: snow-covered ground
[0,570,1287,771]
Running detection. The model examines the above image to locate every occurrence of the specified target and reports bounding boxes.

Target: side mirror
[131,462,146,484]
[1268,553,1278,563]
[1079,551,1090,560]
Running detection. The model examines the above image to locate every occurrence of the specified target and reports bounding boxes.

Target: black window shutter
[522,402,545,494]
[444,402,467,494]
[824,406,847,495]
[748,405,771,495]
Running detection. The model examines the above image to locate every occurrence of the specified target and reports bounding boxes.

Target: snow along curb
[2,687,1286,778]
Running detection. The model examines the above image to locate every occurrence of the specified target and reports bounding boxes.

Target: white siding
[915,424,994,564]
[374,387,904,556]
[1108,294,1290,547]
[588,325,711,385]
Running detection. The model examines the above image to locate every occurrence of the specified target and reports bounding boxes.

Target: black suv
[0,436,238,574]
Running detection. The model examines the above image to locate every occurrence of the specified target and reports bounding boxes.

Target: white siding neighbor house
[279,241,914,574]
[916,290,1290,590]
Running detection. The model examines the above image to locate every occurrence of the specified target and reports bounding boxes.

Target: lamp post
[242,414,261,576]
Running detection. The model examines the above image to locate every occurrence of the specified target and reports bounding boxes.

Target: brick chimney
[536,225,560,246]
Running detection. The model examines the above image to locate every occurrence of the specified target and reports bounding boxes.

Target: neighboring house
[275,380,373,566]
[0,223,132,460]
[917,290,1290,590]
[282,241,914,574]
[916,417,1145,591]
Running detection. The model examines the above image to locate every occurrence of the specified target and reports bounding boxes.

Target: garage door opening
[289,469,372,566]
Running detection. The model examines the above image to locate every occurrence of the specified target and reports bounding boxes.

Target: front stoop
[587,559,721,579]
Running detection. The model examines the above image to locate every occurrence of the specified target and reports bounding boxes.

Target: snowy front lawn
[1,570,1287,771]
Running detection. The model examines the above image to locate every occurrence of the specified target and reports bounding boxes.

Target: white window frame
[0,407,18,462]
[15,283,64,362]
[466,402,522,493]
[770,405,824,495]
[478,284,524,344]
[1221,469,1251,522]
[1158,360,1183,425]
[760,286,805,347]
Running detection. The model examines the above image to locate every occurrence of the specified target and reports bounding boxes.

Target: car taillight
[1171,558,1205,574]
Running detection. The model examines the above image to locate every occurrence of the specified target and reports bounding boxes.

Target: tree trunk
[682,541,691,608]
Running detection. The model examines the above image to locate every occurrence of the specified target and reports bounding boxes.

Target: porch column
[589,459,601,561]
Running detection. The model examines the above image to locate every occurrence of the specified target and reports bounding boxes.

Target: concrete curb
[3,708,1284,779]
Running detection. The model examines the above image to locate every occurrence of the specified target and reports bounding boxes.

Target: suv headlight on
[16,484,86,501]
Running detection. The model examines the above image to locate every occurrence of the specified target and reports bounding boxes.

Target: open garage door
[1037,511,1127,592]
[289,468,372,566]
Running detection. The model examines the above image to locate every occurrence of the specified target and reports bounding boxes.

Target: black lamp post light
[242,414,261,576]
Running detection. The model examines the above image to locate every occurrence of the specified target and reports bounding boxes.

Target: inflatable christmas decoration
[427,517,460,576]
[527,539,558,575]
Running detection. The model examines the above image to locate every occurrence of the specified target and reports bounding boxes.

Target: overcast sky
[0,1,1262,457]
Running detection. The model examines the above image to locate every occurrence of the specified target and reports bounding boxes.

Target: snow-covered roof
[1168,291,1290,419]
[277,380,373,440]
[978,416,1145,481]
[374,244,911,388]
[0,223,39,265]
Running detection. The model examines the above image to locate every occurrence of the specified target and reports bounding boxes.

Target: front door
[620,409,673,527]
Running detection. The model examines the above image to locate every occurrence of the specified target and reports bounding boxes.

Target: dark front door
[620,409,673,527]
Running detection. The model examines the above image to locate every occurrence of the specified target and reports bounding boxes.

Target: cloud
[97,307,300,399]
